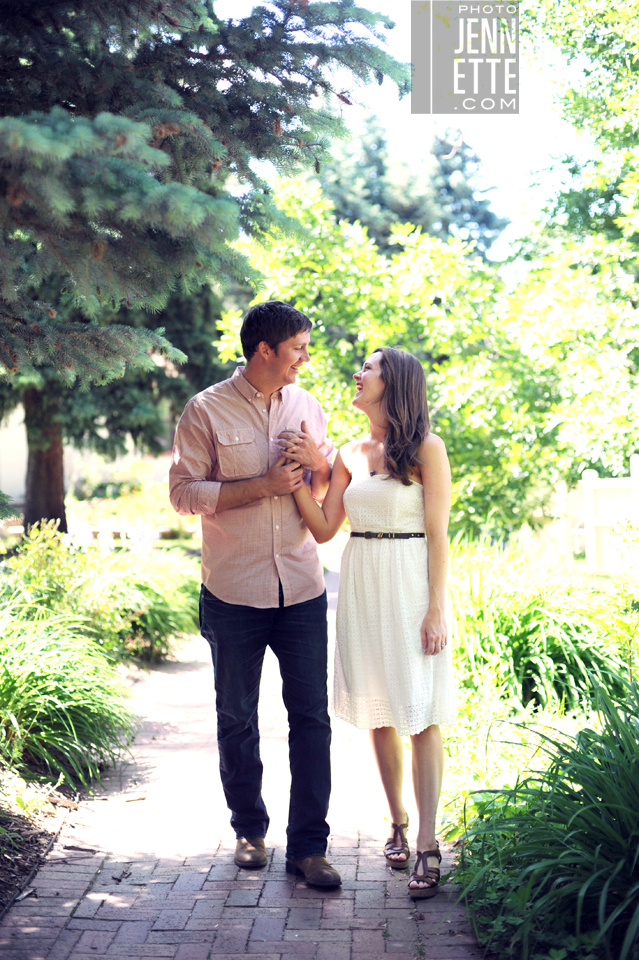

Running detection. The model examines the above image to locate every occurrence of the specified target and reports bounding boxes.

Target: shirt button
[275,525,279,530]
[273,496,278,500]
[275,554,280,559]
[235,436,239,441]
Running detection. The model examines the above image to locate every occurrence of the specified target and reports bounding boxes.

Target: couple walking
[169,301,456,899]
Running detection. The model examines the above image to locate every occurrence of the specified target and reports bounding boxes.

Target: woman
[283,347,456,898]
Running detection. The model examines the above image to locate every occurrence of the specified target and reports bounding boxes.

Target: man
[169,300,340,887]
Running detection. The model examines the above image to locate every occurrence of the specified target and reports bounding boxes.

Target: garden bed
[0,774,71,917]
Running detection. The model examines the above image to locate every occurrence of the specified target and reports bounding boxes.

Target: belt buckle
[364,531,373,539]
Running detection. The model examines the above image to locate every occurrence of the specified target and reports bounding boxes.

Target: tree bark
[23,388,67,532]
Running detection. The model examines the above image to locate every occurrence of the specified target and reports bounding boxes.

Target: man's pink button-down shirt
[169,367,334,608]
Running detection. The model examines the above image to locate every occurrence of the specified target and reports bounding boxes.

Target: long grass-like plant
[449,537,624,709]
[457,675,639,960]
[0,602,134,786]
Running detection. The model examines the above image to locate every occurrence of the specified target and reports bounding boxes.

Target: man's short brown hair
[240,301,312,360]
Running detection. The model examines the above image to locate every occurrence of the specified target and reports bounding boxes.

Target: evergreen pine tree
[319,118,508,255]
[429,130,508,255]
[0,490,13,520]
[0,0,408,528]
[0,285,229,527]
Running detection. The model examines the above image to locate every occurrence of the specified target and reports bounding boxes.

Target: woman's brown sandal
[384,817,410,868]
[408,846,441,899]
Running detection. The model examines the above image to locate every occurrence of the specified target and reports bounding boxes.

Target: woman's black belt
[350,532,425,539]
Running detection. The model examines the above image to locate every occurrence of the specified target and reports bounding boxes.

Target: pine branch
[0,310,186,385]
[0,109,255,311]
[0,0,409,379]
[0,488,16,520]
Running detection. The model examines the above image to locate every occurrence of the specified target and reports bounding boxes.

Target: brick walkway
[0,565,482,960]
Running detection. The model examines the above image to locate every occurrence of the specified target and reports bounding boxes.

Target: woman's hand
[420,608,448,656]
[278,420,324,472]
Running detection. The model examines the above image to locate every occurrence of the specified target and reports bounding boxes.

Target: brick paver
[1,561,482,960]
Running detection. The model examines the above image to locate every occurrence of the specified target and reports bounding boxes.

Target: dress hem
[333,706,458,737]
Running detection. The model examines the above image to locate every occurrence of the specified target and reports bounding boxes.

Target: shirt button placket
[271,398,283,602]
[274,494,282,563]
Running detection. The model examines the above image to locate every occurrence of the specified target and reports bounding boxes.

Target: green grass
[0,601,134,787]
[456,676,639,960]
[66,473,200,540]
[449,537,625,710]
[0,522,198,787]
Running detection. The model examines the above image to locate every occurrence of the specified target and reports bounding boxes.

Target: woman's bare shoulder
[339,435,370,469]
[417,432,448,462]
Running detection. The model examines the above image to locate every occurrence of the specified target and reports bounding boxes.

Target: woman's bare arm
[293,450,350,543]
[418,433,452,655]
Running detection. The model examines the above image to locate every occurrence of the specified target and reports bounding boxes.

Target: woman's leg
[370,726,408,861]
[410,724,444,887]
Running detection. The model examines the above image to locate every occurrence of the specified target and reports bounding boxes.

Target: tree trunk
[23,388,67,532]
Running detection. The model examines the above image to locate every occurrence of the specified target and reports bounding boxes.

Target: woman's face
[353,352,385,410]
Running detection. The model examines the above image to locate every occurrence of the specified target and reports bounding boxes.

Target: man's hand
[278,420,325,472]
[262,455,304,496]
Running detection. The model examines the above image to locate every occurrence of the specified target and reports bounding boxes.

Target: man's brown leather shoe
[234,837,267,868]
[286,855,341,887]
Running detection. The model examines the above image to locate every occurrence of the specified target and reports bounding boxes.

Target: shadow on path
[0,569,482,960]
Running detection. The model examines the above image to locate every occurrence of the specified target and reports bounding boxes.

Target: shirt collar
[232,366,283,403]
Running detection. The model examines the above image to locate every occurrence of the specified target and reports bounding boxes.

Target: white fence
[580,454,639,575]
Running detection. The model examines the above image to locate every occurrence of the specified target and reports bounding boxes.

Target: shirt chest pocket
[216,428,262,478]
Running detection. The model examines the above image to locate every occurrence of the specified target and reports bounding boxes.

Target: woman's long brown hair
[374,347,430,485]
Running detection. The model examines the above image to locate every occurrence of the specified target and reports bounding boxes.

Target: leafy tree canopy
[504,232,639,483]
[529,0,639,247]
[527,0,639,152]
[519,0,639,478]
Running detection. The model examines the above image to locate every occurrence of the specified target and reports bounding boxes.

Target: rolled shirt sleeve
[169,398,222,516]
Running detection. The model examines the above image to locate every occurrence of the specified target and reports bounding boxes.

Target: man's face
[268,331,311,386]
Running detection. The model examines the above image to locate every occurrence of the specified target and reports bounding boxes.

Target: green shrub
[449,538,624,710]
[457,677,639,960]
[116,550,200,660]
[2,523,199,661]
[0,602,134,786]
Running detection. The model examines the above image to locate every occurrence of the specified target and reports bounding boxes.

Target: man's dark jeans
[199,584,331,862]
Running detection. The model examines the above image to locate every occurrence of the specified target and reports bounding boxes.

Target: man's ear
[256,340,273,361]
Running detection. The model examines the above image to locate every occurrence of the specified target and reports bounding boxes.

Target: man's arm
[216,457,304,512]
[169,401,305,516]
[169,400,221,516]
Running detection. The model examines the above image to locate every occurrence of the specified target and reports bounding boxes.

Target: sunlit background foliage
[2,0,639,955]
